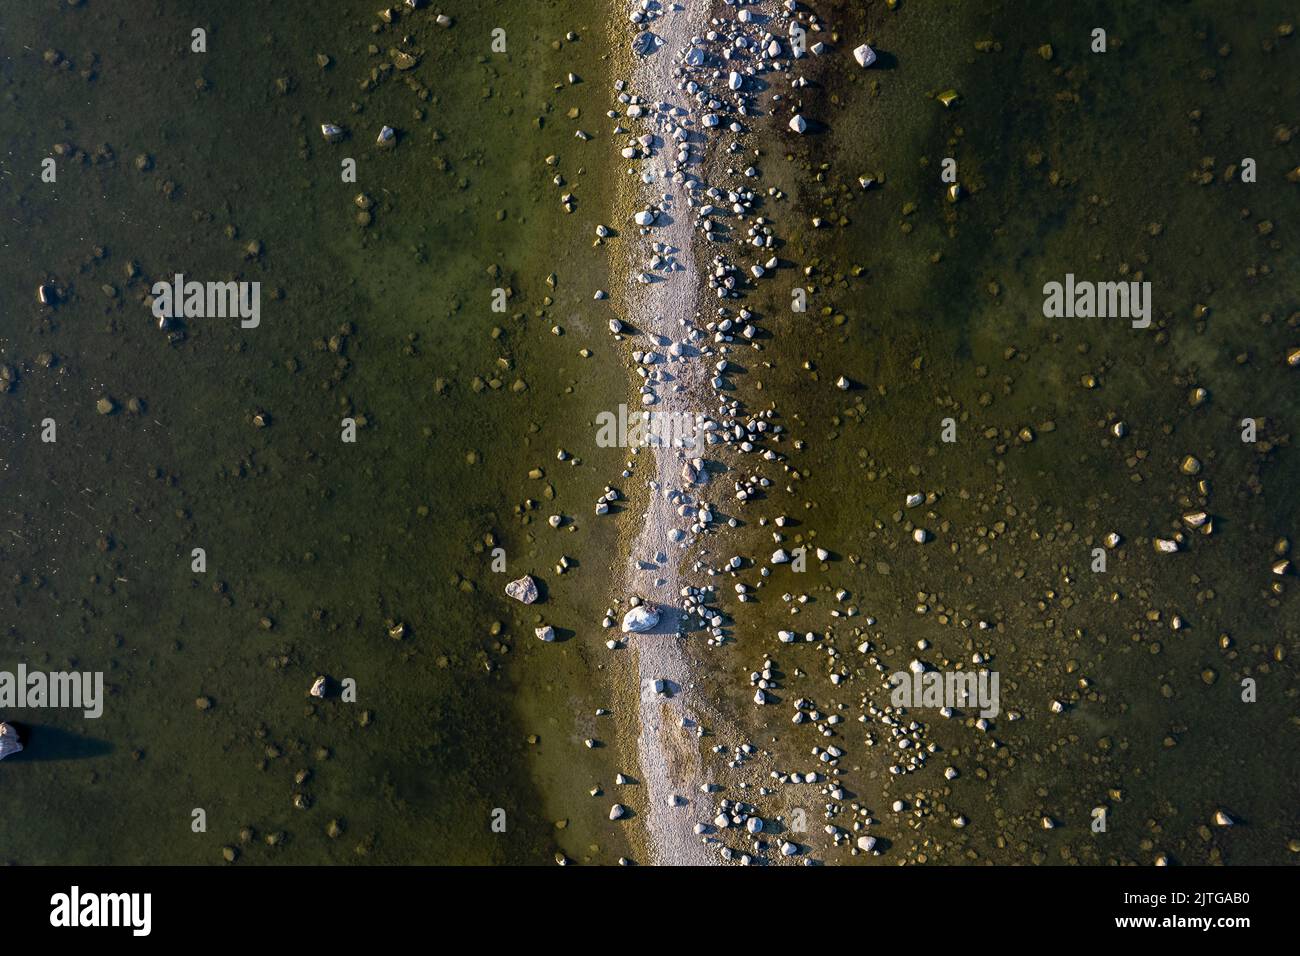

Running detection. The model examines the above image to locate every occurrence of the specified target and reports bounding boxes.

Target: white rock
[856,835,877,852]
[621,605,660,633]
[853,44,877,68]
[309,676,327,698]
[505,575,540,604]
[535,625,556,642]
[610,804,627,821]
[788,114,808,134]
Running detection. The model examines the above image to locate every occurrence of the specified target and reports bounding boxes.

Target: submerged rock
[0,722,22,760]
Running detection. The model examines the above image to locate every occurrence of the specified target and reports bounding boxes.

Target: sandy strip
[619,0,715,866]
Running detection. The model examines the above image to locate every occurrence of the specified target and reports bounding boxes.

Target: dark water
[1,0,1296,866]
[1,0,630,864]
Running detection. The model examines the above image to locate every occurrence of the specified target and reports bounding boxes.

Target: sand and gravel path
[620,0,716,866]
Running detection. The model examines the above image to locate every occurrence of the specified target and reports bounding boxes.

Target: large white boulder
[854,44,877,67]
[621,605,660,633]
[505,575,539,604]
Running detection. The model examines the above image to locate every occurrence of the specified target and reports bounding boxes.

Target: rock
[632,31,661,56]
[505,575,540,604]
[853,43,877,67]
[857,835,877,852]
[622,605,660,633]
[390,50,420,70]
[535,625,556,642]
[309,676,327,698]
[0,722,21,760]
[610,803,627,821]
[788,114,808,134]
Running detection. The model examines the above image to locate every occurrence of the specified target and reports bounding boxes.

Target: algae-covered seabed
[1,0,630,865]
[0,0,1295,866]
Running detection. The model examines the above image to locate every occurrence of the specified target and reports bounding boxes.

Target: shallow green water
[1,0,631,865]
